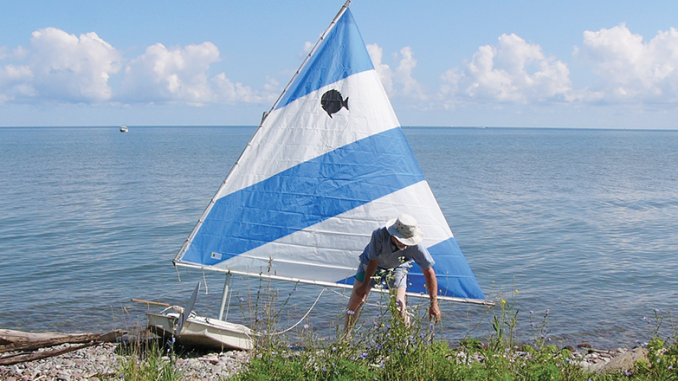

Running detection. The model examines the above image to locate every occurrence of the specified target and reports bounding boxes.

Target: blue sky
[3,1,678,129]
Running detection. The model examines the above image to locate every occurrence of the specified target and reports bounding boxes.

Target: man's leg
[344,278,370,333]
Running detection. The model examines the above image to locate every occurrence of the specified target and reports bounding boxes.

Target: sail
[174,6,486,301]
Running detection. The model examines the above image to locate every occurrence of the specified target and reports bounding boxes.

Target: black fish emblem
[321,89,349,118]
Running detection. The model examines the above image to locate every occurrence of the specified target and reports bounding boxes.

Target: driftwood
[0,329,124,366]
[131,298,170,307]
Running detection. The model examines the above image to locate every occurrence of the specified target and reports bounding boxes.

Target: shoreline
[0,333,652,381]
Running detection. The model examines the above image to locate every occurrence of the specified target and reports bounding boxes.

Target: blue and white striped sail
[174,6,485,302]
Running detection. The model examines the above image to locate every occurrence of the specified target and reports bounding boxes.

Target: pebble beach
[0,338,651,380]
[0,340,250,381]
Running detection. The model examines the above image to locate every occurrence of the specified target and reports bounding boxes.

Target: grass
[110,283,678,381]
[108,334,184,381]
[232,291,678,381]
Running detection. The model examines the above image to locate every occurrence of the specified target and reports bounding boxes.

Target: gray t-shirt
[358,226,435,271]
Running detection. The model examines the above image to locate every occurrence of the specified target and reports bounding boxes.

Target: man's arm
[423,267,441,323]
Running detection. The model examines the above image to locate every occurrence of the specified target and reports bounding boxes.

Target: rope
[202,270,209,294]
[256,288,327,336]
[327,287,385,308]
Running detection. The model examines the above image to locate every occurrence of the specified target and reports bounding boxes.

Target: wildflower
[303,324,309,329]
[322,367,327,372]
[239,297,244,302]
[346,310,355,315]
[515,289,519,293]
[360,352,368,359]
[501,299,506,305]
[332,347,337,352]
[375,344,382,350]
[669,365,673,370]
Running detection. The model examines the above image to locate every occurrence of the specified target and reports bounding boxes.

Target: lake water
[1,126,677,349]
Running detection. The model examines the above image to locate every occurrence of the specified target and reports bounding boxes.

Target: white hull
[147,312,253,351]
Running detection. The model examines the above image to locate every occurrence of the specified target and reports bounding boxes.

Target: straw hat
[386,214,424,246]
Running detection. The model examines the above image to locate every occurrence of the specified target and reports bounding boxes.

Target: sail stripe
[337,237,485,299]
[275,8,374,110]
[181,127,425,265]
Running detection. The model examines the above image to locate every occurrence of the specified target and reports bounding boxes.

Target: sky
[3,1,678,129]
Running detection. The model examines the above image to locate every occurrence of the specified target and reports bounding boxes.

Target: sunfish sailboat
[149,1,489,351]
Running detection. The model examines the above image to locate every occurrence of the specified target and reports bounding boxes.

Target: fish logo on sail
[321,89,349,118]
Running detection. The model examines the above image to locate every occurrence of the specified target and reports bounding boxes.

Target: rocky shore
[0,341,250,381]
[1,341,651,380]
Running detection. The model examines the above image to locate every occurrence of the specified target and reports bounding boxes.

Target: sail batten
[174,6,487,302]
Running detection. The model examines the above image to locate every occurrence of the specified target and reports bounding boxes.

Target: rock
[602,347,648,373]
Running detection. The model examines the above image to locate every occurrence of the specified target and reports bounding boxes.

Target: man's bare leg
[344,279,370,334]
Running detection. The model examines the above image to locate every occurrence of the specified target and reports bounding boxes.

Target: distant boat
[120,125,128,132]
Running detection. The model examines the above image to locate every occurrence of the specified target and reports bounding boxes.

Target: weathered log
[0,330,125,365]
[0,329,80,344]
[0,342,97,365]
[0,333,101,353]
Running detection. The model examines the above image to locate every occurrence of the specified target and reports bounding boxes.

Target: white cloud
[212,74,278,104]
[366,43,393,93]
[0,28,120,104]
[121,42,219,104]
[575,24,678,103]
[366,44,426,100]
[120,41,278,105]
[0,27,277,107]
[29,28,121,102]
[0,65,33,103]
[441,33,572,105]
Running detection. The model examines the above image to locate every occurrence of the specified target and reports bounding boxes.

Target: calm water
[1,126,677,349]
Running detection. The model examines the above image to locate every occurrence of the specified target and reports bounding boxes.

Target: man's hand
[429,298,441,323]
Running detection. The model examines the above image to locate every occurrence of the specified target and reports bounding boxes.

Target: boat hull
[147,312,253,351]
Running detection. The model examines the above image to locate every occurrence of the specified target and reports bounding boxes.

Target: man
[344,214,441,332]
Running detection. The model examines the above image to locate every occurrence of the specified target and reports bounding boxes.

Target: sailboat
[148,1,489,351]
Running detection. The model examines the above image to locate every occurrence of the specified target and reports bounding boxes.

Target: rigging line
[255,288,327,337]
[327,287,383,308]
[202,270,209,294]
